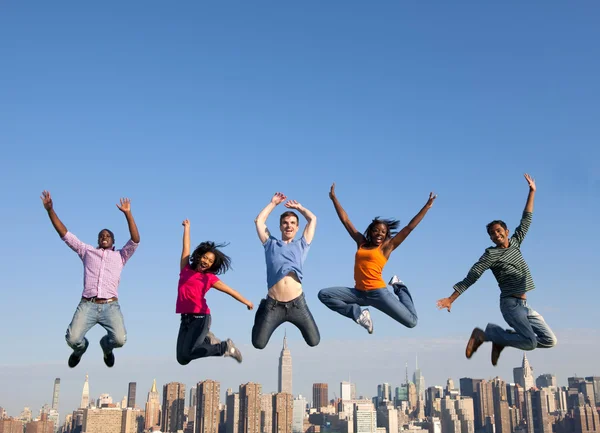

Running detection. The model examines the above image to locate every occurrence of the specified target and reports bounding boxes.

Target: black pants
[251,292,320,349]
[176,314,226,365]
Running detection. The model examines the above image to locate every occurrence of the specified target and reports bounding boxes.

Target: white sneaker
[389,275,404,286]
[224,339,243,363]
[356,309,374,334]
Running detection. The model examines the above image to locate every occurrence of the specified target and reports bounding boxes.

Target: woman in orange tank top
[318,183,437,334]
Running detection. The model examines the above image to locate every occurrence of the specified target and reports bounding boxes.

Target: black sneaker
[100,339,115,368]
[68,352,83,368]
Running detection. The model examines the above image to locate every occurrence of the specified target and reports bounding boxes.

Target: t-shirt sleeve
[263,235,276,248]
[209,274,220,286]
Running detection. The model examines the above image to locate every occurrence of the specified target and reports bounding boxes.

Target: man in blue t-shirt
[252,192,320,349]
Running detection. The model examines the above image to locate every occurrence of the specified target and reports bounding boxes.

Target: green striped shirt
[454,211,534,298]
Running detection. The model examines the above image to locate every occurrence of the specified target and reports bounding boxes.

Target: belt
[82,297,118,304]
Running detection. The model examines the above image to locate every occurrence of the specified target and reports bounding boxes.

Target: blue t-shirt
[264,235,310,289]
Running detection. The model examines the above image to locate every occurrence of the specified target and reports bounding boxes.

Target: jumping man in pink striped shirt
[41,190,140,368]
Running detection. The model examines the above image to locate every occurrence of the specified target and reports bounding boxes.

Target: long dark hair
[190,241,232,275]
[363,217,400,246]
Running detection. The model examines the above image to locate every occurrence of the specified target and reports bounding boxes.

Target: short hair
[280,211,299,225]
[98,229,115,243]
[190,241,232,275]
[486,220,508,235]
[363,217,400,246]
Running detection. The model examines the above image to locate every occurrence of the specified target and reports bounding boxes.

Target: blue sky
[1,0,599,421]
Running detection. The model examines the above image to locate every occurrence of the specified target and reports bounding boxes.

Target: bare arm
[212,280,254,310]
[284,200,317,244]
[41,190,68,238]
[384,192,437,255]
[116,198,140,243]
[254,192,286,244]
[436,290,461,312]
[523,173,536,213]
[329,183,364,245]
[180,220,190,271]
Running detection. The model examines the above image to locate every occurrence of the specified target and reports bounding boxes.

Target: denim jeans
[318,283,418,328]
[252,292,320,349]
[176,314,226,365]
[484,297,557,350]
[65,299,127,356]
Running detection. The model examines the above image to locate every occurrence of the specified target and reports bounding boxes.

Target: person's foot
[389,275,404,287]
[100,340,115,368]
[224,339,243,363]
[68,352,83,368]
[491,343,505,366]
[356,309,374,334]
[206,331,221,345]
[465,327,486,359]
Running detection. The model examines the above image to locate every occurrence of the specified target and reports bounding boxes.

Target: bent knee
[406,317,418,329]
[252,338,267,350]
[113,334,127,348]
[307,335,320,347]
[317,290,328,302]
[523,336,537,351]
[545,335,558,348]
[176,356,190,366]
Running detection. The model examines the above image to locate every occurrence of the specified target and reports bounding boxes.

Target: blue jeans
[65,299,127,355]
[176,314,226,365]
[318,283,418,328]
[484,297,557,350]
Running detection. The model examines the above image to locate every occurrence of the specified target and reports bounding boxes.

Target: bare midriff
[268,272,303,302]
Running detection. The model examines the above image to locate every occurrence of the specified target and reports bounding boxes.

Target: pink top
[176,264,220,314]
[62,231,139,299]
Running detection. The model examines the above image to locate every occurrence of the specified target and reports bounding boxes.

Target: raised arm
[116,198,140,243]
[212,281,254,310]
[284,200,317,244]
[384,192,437,254]
[329,183,364,245]
[180,219,191,271]
[512,174,536,246]
[523,173,536,213]
[41,190,68,238]
[254,192,286,244]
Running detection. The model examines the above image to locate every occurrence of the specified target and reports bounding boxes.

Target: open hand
[284,200,303,210]
[116,198,132,213]
[329,183,336,200]
[40,190,53,211]
[271,192,287,205]
[524,173,536,192]
[436,297,453,312]
[182,219,190,228]
[425,192,438,208]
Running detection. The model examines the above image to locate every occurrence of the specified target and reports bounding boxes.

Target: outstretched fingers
[116,197,132,212]
[524,173,536,191]
[272,192,287,205]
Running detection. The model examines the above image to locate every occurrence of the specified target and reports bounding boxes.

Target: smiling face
[280,215,299,241]
[488,223,510,248]
[369,223,388,246]
[197,251,216,272]
[97,229,115,249]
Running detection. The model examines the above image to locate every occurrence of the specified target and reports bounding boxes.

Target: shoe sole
[465,328,484,359]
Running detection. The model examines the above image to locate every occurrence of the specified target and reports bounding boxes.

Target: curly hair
[363,217,400,246]
[190,241,232,275]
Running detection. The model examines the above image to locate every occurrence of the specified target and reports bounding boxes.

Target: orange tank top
[354,245,387,291]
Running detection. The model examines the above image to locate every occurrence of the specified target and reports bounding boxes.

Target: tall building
[272,393,293,433]
[81,375,90,409]
[413,357,426,401]
[536,374,557,389]
[122,408,144,433]
[292,396,306,433]
[226,390,240,433]
[476,380,494,432]
[51,379,60,411]
[278,335,292,395]
[340,382,353,402]
[26,413,54,433]
[240,383,261,433]
[82,408,122,433]
[354,403,376,433]
[162,382,186,433]
[378,384,392,403]
[513,354,534,391]
[585,377,600,406]
[491,378,511,433]
[127,383,136,409]
[260,394,273,433]
[312,384,328,410]
[145,379,161,430]
[530,389,552,433]
[197,380,221,433]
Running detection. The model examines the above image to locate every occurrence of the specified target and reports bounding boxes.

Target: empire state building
[278,334,292,394]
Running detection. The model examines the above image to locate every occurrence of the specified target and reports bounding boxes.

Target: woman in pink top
[177,219,254,365]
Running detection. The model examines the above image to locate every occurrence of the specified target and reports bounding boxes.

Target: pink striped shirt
[62,231,139,299]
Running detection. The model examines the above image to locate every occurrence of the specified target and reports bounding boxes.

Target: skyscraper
[491,378,510,433]
[278,335,292,395]
[127,383,136,408]
[292,396,306,433]
[536,374,557,389]
[272,393,293,433]
[240,383,261,433]
[196,380,220,433]
[145,379,161,430]
[162,382,186,433]
[51,379,60,411]
[260,394,272,433]
[413,357,426,401]
[513,354,534,391]
[340,382,352,401]
[80,375,90,409]
[312,384,328,410]
[226,390,239,433]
